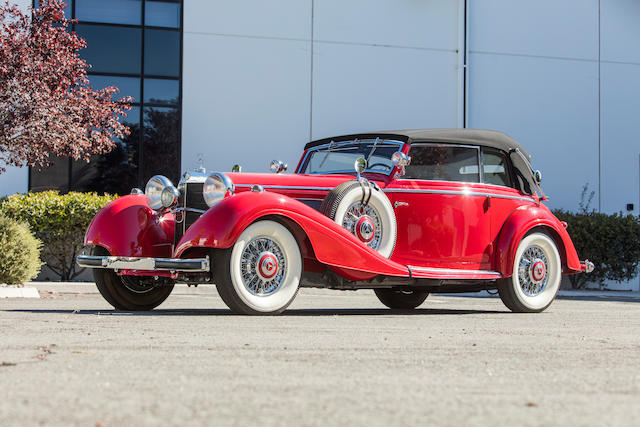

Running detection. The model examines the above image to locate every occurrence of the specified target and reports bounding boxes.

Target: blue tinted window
[145,1,180,28]
[76,0,142,25]
[144,29,180,77]
[76,24,142,74]
[143,106,180,183]
[144,79,178,105]
[88,75,141,102]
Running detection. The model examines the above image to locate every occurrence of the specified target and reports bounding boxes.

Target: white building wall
[311,0,460,139]
[182,0,461,173]
[467,0,600,213]
[0,0,31,197]
[600,0,640,216]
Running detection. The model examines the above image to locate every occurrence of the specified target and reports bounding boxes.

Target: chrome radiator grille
[174,182,207,246]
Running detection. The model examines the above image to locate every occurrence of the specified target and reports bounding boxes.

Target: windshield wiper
[365,137,381,165]
[318,140,336,169]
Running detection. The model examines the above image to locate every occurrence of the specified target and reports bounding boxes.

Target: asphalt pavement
[1,283,639,426]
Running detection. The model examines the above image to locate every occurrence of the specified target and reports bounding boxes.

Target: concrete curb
[0,287,40,298]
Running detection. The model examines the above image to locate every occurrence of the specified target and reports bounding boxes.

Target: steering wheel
[367,162,392,172]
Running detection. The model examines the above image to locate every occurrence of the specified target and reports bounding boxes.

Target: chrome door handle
[394,201,409,208]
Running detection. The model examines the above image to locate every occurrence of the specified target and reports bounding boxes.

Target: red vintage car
[77,129,593,314]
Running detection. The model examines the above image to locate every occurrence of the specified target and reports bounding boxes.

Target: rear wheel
[497,232,562,313]
[214,220,302,315]
[90,247,174,311]
[374,288,429,309]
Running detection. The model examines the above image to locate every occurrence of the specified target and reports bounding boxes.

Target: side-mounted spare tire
[320,180,397,258]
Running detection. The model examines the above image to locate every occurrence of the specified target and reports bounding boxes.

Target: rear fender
[84,195,174,258]
[174,191,410,277]
[495,205,582,276]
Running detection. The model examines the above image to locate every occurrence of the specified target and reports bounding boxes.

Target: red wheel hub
[355,216,375,243]
[257,252,278,280]
[531,260,546,282]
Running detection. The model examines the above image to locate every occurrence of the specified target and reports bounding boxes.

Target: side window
[482,148,512,187]
[404,145,480,183]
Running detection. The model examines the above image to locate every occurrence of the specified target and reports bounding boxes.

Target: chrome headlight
[203,172,234,207]
[145,175,178,210]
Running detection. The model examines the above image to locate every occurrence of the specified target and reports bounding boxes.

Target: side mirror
[270,160,287,174]
[231,164,242,173]
[391,151,411,177]
[354,157,367,181]
[534,170,542,184]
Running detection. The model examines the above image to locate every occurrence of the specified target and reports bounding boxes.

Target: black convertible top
[304,129,531,160]
[304,128,536,194]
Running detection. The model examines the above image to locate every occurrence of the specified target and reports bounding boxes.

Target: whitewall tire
[498,232,562,313]
[321,181,397,258]
[214,220,302,315]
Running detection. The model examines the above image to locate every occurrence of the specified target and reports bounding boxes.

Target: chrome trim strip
[409,265,501,277]
[383,188,535,202]
[77,255,210,272]
[235,184,333,192]
[170,207,207,214]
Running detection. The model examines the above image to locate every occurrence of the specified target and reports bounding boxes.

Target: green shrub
[0,191,116,281]
[554,210,640,289]
[0,216,43,285]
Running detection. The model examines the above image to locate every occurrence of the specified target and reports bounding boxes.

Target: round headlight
[145,175,177,210]
[203,172,234,207]
[161,186,180,208]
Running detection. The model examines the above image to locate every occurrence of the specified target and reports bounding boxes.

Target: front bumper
[76,255,210,273]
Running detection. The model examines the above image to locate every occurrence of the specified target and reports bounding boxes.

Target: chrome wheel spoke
[519,244,549,297]
[342,202,383,250]
[239,236,286,296]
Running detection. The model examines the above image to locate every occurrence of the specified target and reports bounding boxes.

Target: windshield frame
[297,139,405,176]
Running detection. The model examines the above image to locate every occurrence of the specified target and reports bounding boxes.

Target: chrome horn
[270,160,287,174]
[391,151,410,177]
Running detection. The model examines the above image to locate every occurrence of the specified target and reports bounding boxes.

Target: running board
[408,265,502,280]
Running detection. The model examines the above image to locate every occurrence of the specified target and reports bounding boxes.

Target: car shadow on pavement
[4,307,506,316]
[556,295,640,303]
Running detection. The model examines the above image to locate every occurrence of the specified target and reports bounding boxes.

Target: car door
[385,143,492,270]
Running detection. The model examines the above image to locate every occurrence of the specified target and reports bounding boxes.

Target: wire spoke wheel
[214,220,302,315]
[517,245,549,297]
[239,236,287,296]
[498,232,561,313]
[342,202,383,251]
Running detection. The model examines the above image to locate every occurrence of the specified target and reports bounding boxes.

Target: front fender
[495,204,582,276]
[84,195,174,258]
[174,191,410,277]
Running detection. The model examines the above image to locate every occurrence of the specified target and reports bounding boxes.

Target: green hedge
[0,191,116,281]
[554,210,640,289]
[0,216,43,285]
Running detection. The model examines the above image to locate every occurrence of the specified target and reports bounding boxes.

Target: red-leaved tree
[0,0,131,174]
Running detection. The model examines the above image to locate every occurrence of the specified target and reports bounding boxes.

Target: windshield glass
[301,139,403,175]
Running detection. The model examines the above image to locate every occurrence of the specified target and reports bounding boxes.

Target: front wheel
[214,220,302,315]
[374,288,429,309]
[90,247,174,311]
[497,232,562,313]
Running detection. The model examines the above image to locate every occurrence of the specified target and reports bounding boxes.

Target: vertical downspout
[309,0,315,141]
[464,0,469,128]
[597,0,602,212]
[456,0,467,128]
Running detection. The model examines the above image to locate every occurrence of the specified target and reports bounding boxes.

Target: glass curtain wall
[29,0,183,196]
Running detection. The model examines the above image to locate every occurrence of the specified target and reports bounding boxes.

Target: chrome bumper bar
[76,255,210,272]
[582,260,595,273]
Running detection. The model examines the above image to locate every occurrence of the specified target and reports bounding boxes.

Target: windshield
[300,139,404,175]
